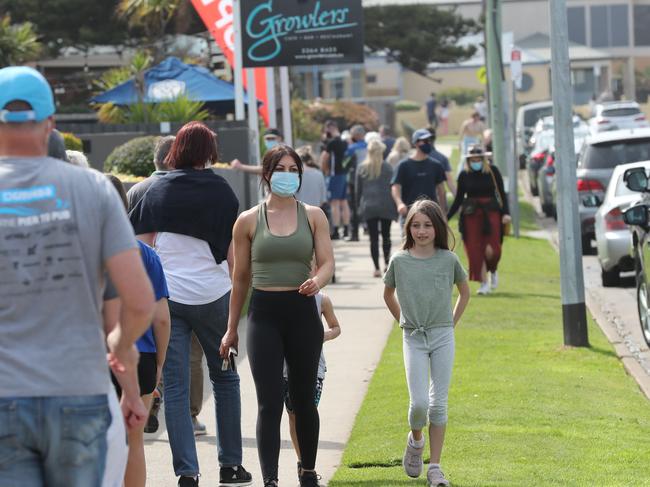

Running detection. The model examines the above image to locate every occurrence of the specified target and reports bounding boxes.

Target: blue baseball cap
[0,66,55,123]
[411,128,433,145]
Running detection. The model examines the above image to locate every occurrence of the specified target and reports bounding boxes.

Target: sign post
[510,47,521,238]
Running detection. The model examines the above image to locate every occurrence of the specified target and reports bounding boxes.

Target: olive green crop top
[251,201,314,288]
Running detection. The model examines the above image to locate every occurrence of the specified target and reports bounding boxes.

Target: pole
[510,81,520,238]
[485,0,507,176]
[247,69,260,162]
[280,66,293,146]
[549,0,589,347]
[266,67,277,128]
[233,0,245,121]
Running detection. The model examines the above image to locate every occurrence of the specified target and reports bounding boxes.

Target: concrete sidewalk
[144,231,400,486]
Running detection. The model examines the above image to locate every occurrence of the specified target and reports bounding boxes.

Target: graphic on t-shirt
[0,184,81,298]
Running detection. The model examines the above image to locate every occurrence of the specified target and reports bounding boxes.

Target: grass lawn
[329,214,650,486]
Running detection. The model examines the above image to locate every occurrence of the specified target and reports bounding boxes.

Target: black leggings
[367,218,392,270]
[247,289,323,481]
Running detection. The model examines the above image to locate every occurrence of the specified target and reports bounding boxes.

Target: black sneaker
[219,465,253,486]
[297,461,303,482]
[178,476,199,487]
[299,470,322,487]
[263,480,278,487]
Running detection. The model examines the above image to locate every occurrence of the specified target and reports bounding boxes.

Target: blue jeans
[0,394,110,487]
[163,292,243,477]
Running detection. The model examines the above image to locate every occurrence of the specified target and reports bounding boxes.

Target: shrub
[104,136,157,177]
[395,100,421,112]
[62,132,82,151]
[439,87,484,106]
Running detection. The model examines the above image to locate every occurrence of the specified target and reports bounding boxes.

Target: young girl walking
[383,199,470,487]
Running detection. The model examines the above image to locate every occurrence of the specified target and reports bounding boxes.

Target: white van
[516,101,553,168]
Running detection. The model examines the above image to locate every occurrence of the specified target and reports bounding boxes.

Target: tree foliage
[0,14,42,66]
[0,0,130,51]
[97,95,210,124]
[364,5,479,75]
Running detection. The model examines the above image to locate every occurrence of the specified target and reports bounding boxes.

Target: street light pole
[485,0,507,177]
[549,0,589,347]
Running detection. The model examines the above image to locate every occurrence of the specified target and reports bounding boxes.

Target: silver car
[574,128,650,254]
[589,101,649,134]
[595,160,650,286]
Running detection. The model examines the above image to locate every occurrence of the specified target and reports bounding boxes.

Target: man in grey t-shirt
[0,66,155,487]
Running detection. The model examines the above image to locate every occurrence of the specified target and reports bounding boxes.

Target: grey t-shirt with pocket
[0,157,137,397]
[384,249,467,330]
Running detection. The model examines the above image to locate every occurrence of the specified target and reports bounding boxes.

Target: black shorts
[282,377,324,413]
[111,352,158,397]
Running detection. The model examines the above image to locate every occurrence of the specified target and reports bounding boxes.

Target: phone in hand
[221,347,238,372]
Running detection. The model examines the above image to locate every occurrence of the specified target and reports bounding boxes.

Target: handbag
[487,166,511,236]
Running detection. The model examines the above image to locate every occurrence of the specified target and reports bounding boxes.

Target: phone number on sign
[300,47,338,54]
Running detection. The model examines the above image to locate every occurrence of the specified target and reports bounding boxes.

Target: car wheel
[601,266,620,287]
[581,234,594,255]
[637,274,650,347]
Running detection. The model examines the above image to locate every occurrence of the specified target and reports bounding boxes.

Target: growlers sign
[241,0,364,68]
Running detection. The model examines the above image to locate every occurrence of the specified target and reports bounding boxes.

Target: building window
[590,6,608,47]
[568,7,586,45]
[590,4,629,48]
[635,5,650,46]
[610,5,628,47]
[366,74,377,84]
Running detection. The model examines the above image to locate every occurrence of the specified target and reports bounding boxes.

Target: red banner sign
[191,0,269,126]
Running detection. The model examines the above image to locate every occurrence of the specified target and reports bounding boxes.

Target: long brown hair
[402,199,455,250]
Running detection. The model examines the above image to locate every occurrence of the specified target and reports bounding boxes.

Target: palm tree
[0,14,42,67]
[116,0,181,46]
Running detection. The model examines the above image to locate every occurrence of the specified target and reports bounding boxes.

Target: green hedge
[104,136,157,177]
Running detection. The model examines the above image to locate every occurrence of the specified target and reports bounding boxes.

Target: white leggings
[402,327,455,429]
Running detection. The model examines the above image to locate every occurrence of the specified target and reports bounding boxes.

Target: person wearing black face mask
[391,128,447,231]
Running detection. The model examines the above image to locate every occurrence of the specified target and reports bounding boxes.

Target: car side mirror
[582,194,602,207]
[623,205,649,228]
[624,168,649,192]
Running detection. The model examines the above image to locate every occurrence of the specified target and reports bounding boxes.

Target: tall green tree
[0,14,42,66]
[364,5,480,76]
[117,0,180,43]
[0,0,131,52]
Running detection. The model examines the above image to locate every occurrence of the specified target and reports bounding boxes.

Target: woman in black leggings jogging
[221,145,334,487]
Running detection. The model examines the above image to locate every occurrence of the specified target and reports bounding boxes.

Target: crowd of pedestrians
[1,65,512,487]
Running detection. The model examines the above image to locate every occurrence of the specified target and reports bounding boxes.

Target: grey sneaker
[490,271,499,290]
[192,417,207,436]
[402,434,424,478]
[427,466,450,487]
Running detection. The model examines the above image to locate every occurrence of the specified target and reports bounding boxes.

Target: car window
[581,138,650,169]
[534,133,554,151]
[602,107,641,117]
[524,106,553,127]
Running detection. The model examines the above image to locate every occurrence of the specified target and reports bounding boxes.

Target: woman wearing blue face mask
[447,145,511,295]
[221,145,334,487]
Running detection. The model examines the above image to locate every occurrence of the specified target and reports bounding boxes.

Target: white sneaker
[477,282,490,295]
[490,271,498,290]
[402,433,424,478]
[427,466,450,486]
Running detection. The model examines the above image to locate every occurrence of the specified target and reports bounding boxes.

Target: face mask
[270,171,300,197]
[418,142,432,154]
[265,140,278,151]
[470,161,484,172]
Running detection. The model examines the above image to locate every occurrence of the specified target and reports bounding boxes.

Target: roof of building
[428,31,615,71]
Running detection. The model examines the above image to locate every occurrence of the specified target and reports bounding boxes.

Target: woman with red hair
[130,121,253,487]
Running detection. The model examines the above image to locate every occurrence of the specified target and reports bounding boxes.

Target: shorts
[282,377,324,413]
[111,352,158,397]
[328,174,348,200]
[102,388,128,487]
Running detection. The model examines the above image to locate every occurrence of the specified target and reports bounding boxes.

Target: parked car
[527,130,554,196]
[621,167,650,345]
[552,128,650,254]
[538,124,590,217]
[516,101,553,169]
[595,161,650,286]
[589,101,649,134]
